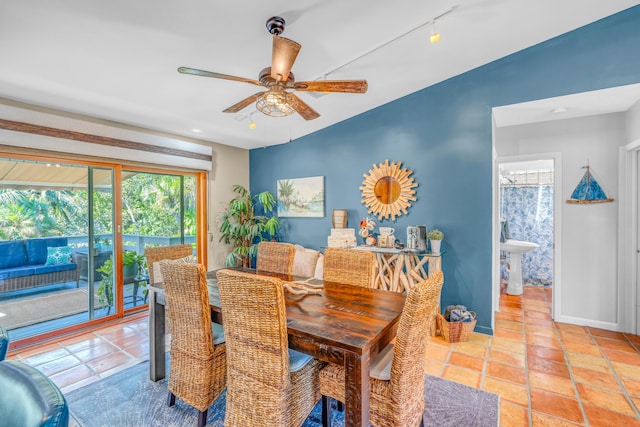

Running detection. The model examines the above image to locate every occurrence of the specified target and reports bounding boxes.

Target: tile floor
[7,287,640,426]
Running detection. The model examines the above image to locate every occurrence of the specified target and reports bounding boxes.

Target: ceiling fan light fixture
[256,87,298,117]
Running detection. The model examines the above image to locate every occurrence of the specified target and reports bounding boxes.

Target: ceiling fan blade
[178,67,263,86]
[271,37,301,82]
[222,92,265,113]
[288,93,320,121]
[293,80,368,94]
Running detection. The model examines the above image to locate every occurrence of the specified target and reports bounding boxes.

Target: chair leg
[198,409,208,427]
[321,395,332,427]
[167,392,176,407]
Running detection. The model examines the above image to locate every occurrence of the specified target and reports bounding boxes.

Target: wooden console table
[351,246,442,292]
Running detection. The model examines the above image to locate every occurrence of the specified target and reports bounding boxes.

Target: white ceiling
[0,0,639,150]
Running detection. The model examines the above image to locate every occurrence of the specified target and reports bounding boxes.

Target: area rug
[67,358,499,427]
[0,289,99,329]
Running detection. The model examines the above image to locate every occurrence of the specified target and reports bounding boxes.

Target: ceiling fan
[178,16,368,121]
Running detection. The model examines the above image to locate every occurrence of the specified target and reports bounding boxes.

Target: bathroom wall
[500,184,553,286]
[495,113,625,328]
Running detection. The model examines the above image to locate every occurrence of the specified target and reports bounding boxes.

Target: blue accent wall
[249,6,640,334]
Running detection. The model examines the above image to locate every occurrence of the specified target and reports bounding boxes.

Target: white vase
[430,239,442,254]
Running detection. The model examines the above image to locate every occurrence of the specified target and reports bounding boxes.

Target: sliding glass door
[120,171,197,313]
[0,159,116,341]
[0,156,204,346]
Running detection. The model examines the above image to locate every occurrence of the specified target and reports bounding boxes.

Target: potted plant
[218,184,280,268]
[428,229,444,255]
[97,250,146,311]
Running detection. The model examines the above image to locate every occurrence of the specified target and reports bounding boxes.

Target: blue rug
[67,358,499,426]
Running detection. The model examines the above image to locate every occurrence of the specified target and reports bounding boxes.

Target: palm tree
[277,179,295,210]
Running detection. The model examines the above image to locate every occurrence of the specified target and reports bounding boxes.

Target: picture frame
[277,176,324,217]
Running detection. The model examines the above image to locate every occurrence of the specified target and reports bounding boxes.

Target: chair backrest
[145,244,193,283]
[159,261,214,358]
[217,269,291,426]
[390,270,444,401]
[0,360,69,427]
[256,242,295,275]
[0,325,9,361]
[323,247,375,288]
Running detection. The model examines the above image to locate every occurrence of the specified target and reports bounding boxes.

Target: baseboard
[554,314,619,332]
[475,325,494,336]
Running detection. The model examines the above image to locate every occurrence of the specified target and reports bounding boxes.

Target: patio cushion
[211,322,225,345]
[33,263,76,275]
[25,237,68,265]
[0,266,35,280]
[44,246,73,266]
[369,342,394,380]
[0,241,27,269]
[288,349,313,373]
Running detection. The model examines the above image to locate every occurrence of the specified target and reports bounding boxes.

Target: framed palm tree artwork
[277,176,324,217]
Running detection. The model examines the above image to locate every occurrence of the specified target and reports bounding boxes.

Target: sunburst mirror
[360,160,417,221]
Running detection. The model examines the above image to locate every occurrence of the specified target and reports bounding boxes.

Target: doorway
[495,154,561,322]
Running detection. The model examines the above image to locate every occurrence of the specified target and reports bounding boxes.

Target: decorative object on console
[358,217,376,245]
[331,209,348,228]
[360,160,417,221]
[277,176,324,217]
[566,163,614,204]
[378,227,395,248]
[218,184,280,268]
[428,229,444,255]
[327,228,356,248]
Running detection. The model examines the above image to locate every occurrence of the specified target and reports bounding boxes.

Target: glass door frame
[3,152,208,349]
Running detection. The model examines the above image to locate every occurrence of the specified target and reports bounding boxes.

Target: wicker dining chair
[217,269,323,427]
[256,241,295,275]
[320,270,445,427]
[323,247,376,288]
[145,244,193,284]
[160,261,226,427]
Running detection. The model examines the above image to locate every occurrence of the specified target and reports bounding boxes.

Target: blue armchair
[0,360,69,426]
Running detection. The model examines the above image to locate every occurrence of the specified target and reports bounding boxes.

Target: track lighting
[430,21,441,44]
[249,113,257,129]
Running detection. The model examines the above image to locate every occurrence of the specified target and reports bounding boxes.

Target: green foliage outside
[0,173,196,240]
[96,251,147,308]
[218,184,280,268]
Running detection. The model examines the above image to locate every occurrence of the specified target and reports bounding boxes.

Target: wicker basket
[437,312,476,342]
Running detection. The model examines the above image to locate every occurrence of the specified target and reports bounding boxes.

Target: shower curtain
[501,185,553,287]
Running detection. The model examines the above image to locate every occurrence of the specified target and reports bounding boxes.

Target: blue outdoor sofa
[0,237,79,295]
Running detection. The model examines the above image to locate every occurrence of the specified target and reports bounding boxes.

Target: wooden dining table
[148,267,406,427]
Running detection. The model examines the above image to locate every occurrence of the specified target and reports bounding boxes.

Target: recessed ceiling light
[192,128,202,133]
[550,107,568,114]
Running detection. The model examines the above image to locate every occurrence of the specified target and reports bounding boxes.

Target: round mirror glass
[374,176,401,204]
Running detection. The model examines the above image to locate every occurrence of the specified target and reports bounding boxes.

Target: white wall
[496,113,626,328]
[627,100,640,142]
[206,144,249,270]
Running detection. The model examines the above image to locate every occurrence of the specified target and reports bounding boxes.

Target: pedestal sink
[500,239,539,295]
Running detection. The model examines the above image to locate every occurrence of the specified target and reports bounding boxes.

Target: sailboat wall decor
[566,164,614,204]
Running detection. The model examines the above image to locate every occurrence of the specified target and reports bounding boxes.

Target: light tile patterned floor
[7,287,640,426]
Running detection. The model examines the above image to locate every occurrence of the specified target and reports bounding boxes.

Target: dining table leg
[344,350,370,427]
[149,288,166,381]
